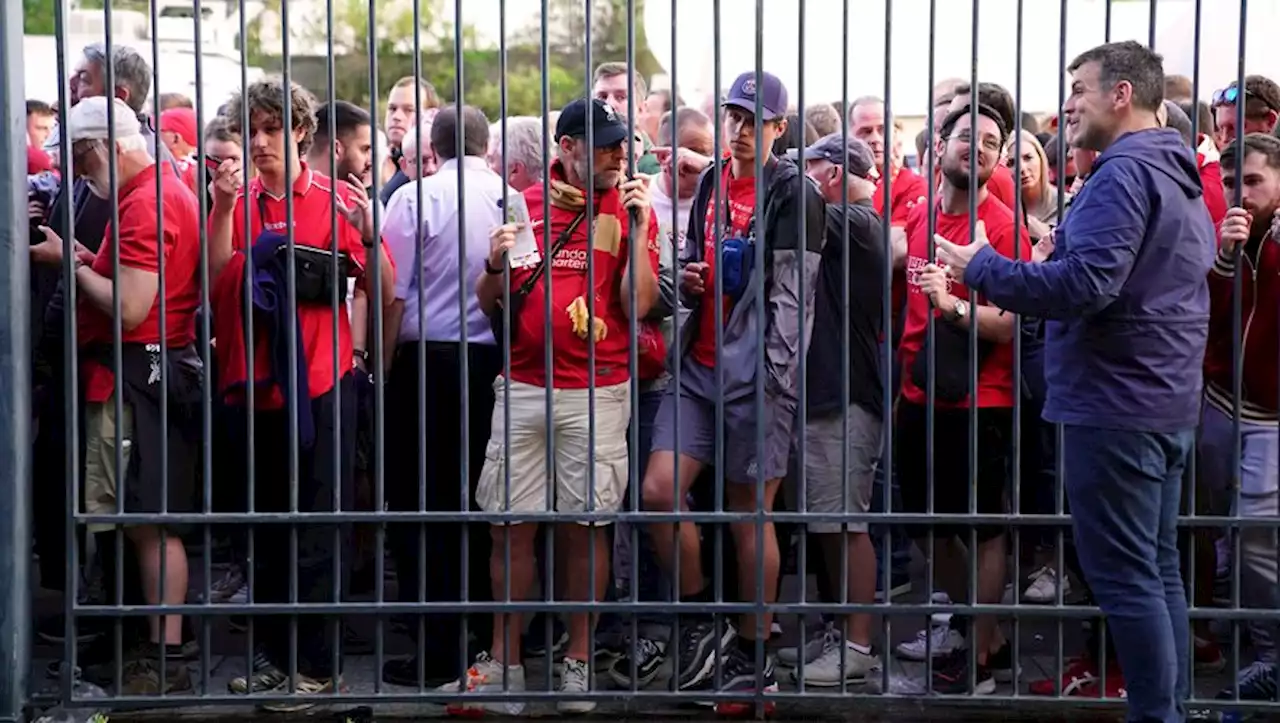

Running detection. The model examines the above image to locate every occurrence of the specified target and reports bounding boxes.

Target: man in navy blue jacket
[931,41,1215,723]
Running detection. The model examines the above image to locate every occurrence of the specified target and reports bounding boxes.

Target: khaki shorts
[476,378,630,524]
[786,403,882,534]
[83,398,134,534]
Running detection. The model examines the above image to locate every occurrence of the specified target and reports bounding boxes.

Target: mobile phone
[204,154,223,174]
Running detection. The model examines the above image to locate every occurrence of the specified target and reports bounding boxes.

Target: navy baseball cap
[555,98,629,148]
[804,134,879,179]
[723,71,788,121]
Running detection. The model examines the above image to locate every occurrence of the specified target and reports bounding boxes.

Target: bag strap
[515,209,587,297]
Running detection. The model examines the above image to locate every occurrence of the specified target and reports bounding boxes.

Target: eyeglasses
[1213,85,1280,112]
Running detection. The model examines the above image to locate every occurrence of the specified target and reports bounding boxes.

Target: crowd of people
[20,36,1280,723]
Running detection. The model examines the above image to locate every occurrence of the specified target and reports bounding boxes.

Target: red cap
[160,108,198,148]
[27,145,53,174]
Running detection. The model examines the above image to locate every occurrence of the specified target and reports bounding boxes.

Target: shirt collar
[437,156,491,173]
[117,162,165,201]
[253,161,315,201]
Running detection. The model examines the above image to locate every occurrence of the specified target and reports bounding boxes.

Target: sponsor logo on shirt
[552,246,591,271]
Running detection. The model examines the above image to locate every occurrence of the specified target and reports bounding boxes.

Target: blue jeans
[1063,424,1193,723]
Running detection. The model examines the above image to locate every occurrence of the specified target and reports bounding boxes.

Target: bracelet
[353,348,369,362]
[484,259,505,275]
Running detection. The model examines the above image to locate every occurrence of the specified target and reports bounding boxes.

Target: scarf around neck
[547,160,624,257]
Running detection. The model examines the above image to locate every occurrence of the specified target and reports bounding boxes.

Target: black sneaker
[673,618,735,691]
[1216,661,1278,702]
[930,651,995,695]
[523,614,568,660]
[986,640,1021,683]
[608,636,666,688]
[711,645,778,717]
[381,656,460,689]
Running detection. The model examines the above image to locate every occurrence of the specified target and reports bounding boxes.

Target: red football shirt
[898,193,1031,409]
[689,166,757,369]
[211,163,370,408]
[873,166,928,331]
[78,164,203,402]
[507,165,659,389]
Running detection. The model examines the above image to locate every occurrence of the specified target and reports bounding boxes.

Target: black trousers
[227,375,356,678]
[386,341,499,664]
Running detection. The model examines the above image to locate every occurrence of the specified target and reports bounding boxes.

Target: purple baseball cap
[723,71,788,121]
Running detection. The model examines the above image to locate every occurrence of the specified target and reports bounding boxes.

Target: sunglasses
[1213,85,1279,112]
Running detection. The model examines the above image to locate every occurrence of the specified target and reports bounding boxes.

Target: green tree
[522,0,662,85]
[24,0,57,34]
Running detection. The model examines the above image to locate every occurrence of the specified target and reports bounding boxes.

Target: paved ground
[23,543,1255,722]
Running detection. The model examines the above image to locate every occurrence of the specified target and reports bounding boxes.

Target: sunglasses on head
[1213,85,1280,112]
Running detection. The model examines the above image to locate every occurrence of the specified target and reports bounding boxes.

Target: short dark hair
[940,103,1008,146]
[657,107,711,146]
[951,82,1017,136]
[431,105,490,160]
[1067,40,1165,113]
[1220,133,1280,172]
[771,113,816,157]
[391,76,442,109]
[314,100,372,147]
[26,99,54,117]
[1219,75,1280,120]
[593,62,648,100]
[204,115,240,146]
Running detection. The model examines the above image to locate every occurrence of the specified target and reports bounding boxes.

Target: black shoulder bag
[910,315,994,404]
[489,209,587,344]
[258,193,352,305]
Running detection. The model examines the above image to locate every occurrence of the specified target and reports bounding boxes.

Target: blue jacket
[239,232,316,448]
[965,128,1215,433]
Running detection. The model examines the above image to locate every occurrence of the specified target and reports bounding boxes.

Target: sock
[847,641,873,656]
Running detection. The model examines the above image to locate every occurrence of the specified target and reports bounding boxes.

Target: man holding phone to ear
[639,70,825,711]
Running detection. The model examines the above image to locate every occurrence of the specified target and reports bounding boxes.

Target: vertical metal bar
[411,0,430,694]
[494,0,509,682]
[192,0,216,696]
[279,0,301,694]
[148,0,171,695]
[538,0,556,681]
[236,0,259,696]
[795,0,812,696]
[52,0,81,702]
[452,0,472,700]
[838,0,854,698]
[323,0,343,692]
[1010,0,1026,694]
[0,0,32,714]
[921,0,938,687]
[623,0,640,701]
[710,0,725,687]
[365,0,389,700]
[103,0,128,696]
[750,0,766,704]
[667,0,686,696]
[1228,0,1249,703]
[965,0,980,694]
[583,0,599,681]
[1185,0,1205,706]
[1053,0,1068,696]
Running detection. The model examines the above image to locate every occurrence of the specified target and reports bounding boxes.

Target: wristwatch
[484,259,505,275]
[950,299,970,320]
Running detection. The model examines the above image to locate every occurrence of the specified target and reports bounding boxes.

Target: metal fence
[2,0,1278,721]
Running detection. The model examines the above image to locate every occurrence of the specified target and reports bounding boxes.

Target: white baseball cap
[65,96,141,144]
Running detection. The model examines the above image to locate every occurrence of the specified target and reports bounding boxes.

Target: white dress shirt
[382,156,512,345]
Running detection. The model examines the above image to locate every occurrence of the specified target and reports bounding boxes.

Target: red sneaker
[1028,657,1126,699]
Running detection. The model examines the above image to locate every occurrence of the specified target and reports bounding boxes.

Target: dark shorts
[896,401,1011,544]
[650,360,797,484]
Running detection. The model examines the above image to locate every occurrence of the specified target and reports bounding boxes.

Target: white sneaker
[556,657,596,714]
[443,651,526,716]
[894,620,966,661]
[1022,566,1070,603]
[777,626,834,668]
[792,635,881,686]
